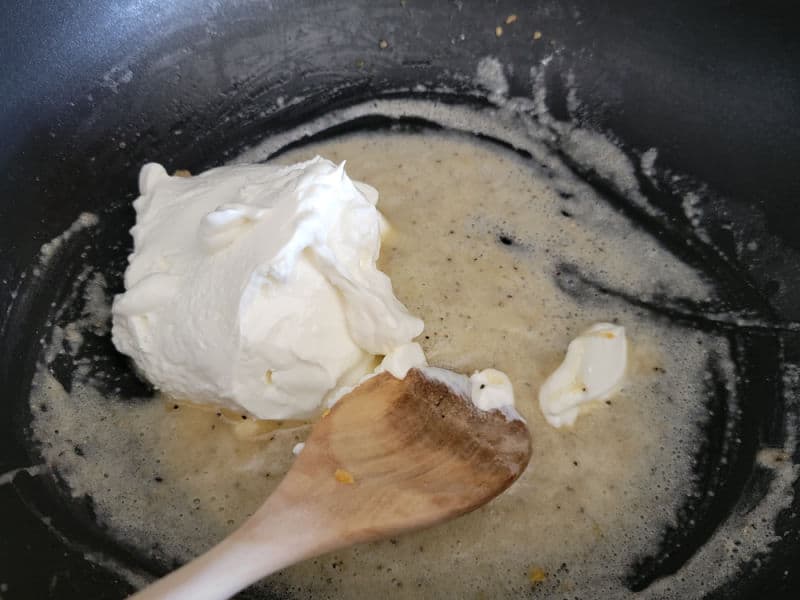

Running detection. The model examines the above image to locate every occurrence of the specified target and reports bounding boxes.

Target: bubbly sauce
[30,129,770,598]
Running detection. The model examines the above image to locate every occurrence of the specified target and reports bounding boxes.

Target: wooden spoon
[132,368,532,600]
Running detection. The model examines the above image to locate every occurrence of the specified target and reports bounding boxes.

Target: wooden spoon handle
[130,494,327,600]
[129,534,281,600]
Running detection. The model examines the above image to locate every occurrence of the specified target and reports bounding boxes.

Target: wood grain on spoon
[132,368,532,600]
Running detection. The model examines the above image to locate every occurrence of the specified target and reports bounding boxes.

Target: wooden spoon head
[278,368,532,548]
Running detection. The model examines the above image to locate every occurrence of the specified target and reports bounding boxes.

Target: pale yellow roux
[31,131,734,598]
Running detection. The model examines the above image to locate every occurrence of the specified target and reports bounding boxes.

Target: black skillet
[1,1,798,598]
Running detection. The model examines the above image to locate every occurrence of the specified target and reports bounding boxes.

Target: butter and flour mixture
[28,117,795,599]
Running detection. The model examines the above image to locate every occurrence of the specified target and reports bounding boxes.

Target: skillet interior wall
[1,1,799,598]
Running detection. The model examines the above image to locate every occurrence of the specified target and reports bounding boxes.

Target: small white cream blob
[421,366,521,422]
[539,323,627,428]
[375,342,428,379]
[325,342,429,408]
[470,368,514,412]
[325,344,519,421]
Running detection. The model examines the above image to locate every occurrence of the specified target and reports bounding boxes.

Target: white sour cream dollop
[112,158,423,419]
[539,323,627,427]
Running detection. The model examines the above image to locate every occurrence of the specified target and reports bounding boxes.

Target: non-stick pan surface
[1,1,799,598]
